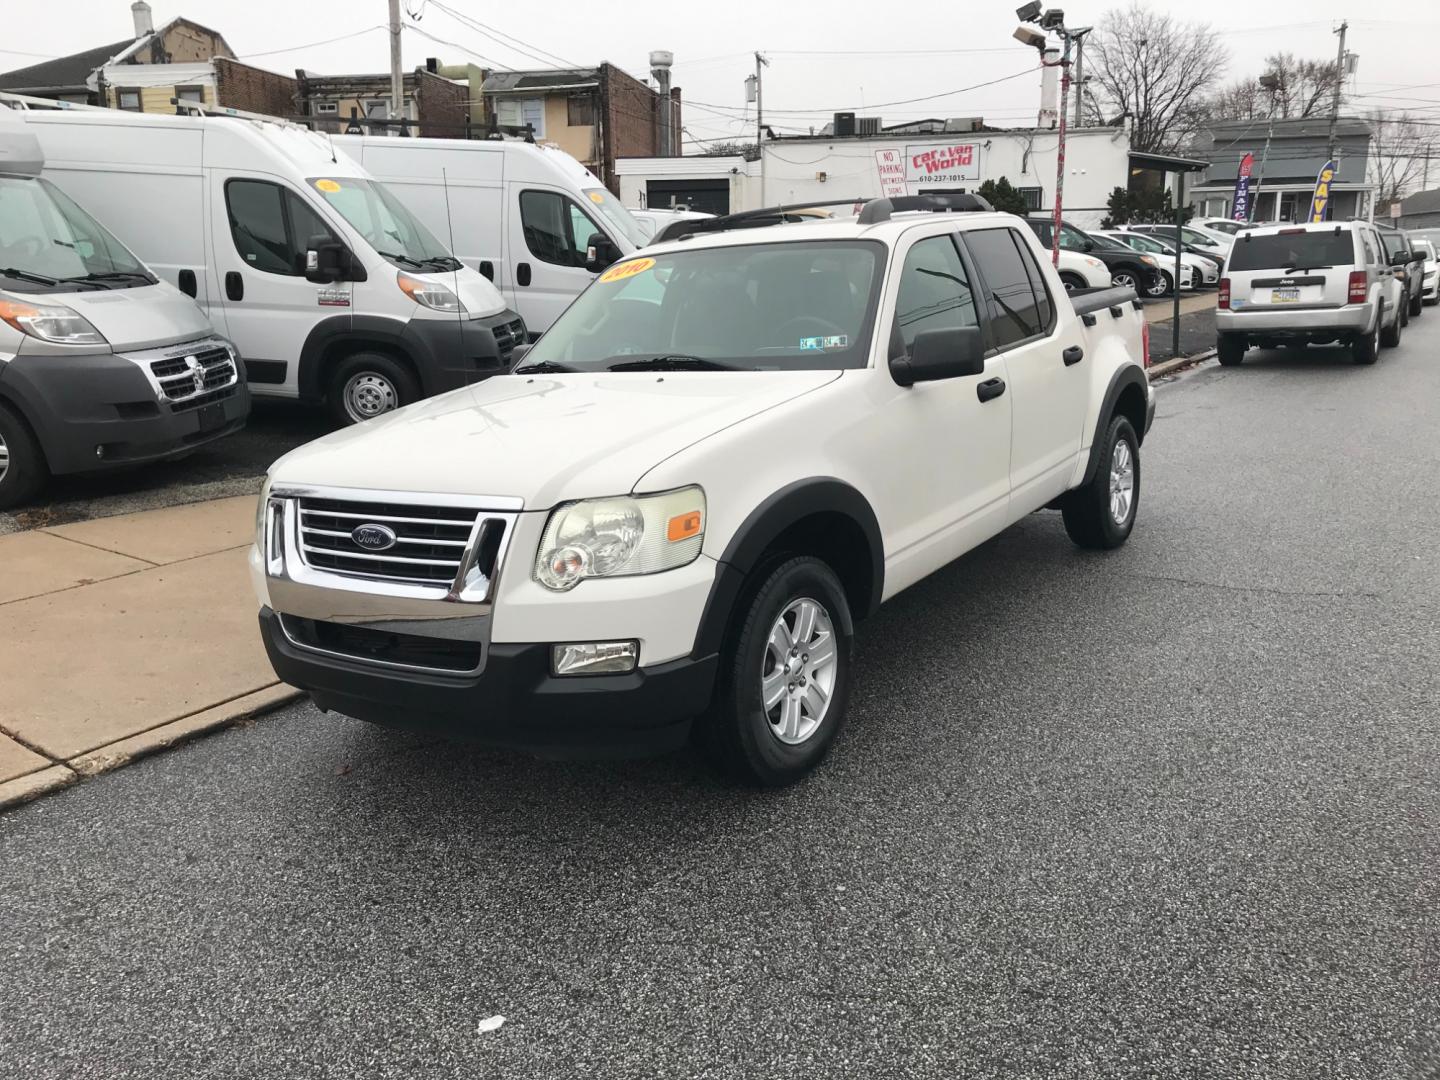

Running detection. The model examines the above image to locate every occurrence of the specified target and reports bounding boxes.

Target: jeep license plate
[1271,287,1300,303]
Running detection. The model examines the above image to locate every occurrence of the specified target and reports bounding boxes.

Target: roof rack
[0,91,111,112]
[855,192,993,223]
[654,192,996,244]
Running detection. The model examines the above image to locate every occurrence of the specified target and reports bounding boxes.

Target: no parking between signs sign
[874,149,908,198]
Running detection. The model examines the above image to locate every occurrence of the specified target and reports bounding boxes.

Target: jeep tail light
[1141,319,1151,368]
[1218,277,1230,309]
[1347,271,1367,304]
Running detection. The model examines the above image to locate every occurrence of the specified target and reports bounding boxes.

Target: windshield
[1227,230,1357,272]
[582,187,647,249]
[307,176,458,269]
[517,240,884,373]
[1121,233,1165,254]
[1182,228,1221,247]
[1205,219,1243,235]
[0,176,152,291]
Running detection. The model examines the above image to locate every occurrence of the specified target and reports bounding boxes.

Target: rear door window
[1227,231,1358,273]
[964,227,1053,348]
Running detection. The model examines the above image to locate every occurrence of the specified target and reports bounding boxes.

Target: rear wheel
[1062,415,1140,550]
[327,352,420,426]
[697,556,854,787]
[1379,301,1402,350]
[1355,305,1383,363]
[1217,334,1246,366]
[0,402,48,510]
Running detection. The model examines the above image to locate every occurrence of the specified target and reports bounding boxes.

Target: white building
[616,119,1135,230]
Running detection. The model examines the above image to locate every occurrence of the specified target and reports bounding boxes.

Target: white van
[334,135,648,334]
[0,116,246,508]
[11,102,522,424]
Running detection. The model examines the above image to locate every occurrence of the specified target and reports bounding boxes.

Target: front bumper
[0,344,249,476]
[404,309,526,397]
[1216,302,1372,339]
[260,607,716,755]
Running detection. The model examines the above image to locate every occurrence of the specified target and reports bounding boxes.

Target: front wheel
[1111,270,1139,292]
[1408,287,1424,318]
[0,402,48,509]
[1062,415,1140,550]
[1058,271,1086,293]
[327,352,420,426]
[1147,272,1171,298]
[697,556,854,787]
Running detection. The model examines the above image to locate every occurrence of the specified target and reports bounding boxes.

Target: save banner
[905,143,982,185]
[1232,152,1255,222]
[1308,160,1337,223]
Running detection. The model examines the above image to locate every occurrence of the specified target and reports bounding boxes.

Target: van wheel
[0,402,49,510]
[328,352,419,426]
[1217,335,1246,366]
[1062,414,1140,550]
[1379,302,1401,351]
[697,556,853,787]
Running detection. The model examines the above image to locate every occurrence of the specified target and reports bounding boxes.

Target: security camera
[1040,7,1066,29]
[1016,1,1043,21]
[1013,25,1047,49]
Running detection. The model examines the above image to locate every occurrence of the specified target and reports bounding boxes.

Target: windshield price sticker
[314,179,342,193]
[599,257,655,283]
[800,335,848,350]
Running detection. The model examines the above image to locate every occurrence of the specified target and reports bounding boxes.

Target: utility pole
[1325,20,1348,177]
[388,0,404,130]
[755,51,769,205]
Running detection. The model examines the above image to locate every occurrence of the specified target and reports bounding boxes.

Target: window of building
[224,179,338,277]
[964,227,1051,348]
[175,85,205,103]
[116,88,142,112]
[497,97,545,138]
[519,189,602,267]
[567,95,595,126]
[314,101,339,114]
[1015,186,1043,211]
[893,235,980,352]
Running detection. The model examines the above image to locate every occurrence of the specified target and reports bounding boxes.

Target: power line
[402,22,513,72]
[236,25,387,60]
[683,67,1039,118]
[424,0,579,69]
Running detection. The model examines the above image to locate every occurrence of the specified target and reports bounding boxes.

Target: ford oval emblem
[351,523,397,551]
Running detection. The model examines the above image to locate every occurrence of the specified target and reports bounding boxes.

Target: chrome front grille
[123,338,241,411]
[294,495,511,593]
[493,317,526,362]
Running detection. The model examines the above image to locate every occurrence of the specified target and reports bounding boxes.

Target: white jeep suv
[252,195,1154,785]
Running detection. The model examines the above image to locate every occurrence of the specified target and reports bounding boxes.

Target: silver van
[1215,221,1405,367]
[0,119,246,507]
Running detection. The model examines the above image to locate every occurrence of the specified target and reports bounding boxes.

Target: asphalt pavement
[3,316,1438,1079]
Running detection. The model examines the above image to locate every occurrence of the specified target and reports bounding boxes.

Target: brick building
[294,68,469,139]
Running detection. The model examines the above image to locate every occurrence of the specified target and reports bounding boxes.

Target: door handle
[479,260,494,281]
[224,271,243,302]
[1063,345,1084,366]
[976,377,1006,403]
[516,262,532,287]
[177,269,197,298]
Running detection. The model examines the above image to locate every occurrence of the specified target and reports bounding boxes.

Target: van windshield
[0,176,153,292]
[1228,230,1357,272]
[582,187,647,249]
[307,176,459,271]
[516,240,884,373]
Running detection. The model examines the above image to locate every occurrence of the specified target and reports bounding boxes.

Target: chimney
[650,50,674,156]
[131,0,154,37]
[1038,46,1059,129]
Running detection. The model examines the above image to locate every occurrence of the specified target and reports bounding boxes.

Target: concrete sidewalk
[0,496,297,808]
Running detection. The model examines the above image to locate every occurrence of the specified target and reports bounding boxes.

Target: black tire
[1111,270,1139,292]
[1217,334,1246,366]
[0,402,49,510]
[1379,301,1401,351]
[1058,271,1085,293]
[1400,297,1410,327]
[1355,304,1383,363]
[1148,271,1172,298]
[697,556,854,787]
[1408,286,1424,318]
[327,351,420,426]
[1062,414,1140,550]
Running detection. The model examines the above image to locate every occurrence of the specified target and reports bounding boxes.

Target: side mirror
[305,235,356,283]
[1389,251,1411,266]
[1082,238,1095,251]
[584,232,620,273]
[890,326,985,387]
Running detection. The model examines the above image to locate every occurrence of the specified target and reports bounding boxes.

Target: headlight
[1139,255,1159,267]
[535,487,705,591]
[1085,257,1104,269]
[397,271,466,313]
[0,295,106,345]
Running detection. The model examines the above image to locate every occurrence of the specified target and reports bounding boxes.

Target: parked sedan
[1024,216,1169,297]
[1415,238,1439,306]
[1098,229,1216,287]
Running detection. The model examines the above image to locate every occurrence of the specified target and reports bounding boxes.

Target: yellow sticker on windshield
[589,191,606,204]
[314,179,342,193]
[599,257,655,283]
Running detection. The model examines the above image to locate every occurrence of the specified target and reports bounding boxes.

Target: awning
[1128,151,1209,173]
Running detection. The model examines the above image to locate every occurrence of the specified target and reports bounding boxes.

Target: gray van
[0,119,246,507]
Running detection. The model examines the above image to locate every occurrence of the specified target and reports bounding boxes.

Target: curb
[0,684,303,812]
[1148,348,1215,380]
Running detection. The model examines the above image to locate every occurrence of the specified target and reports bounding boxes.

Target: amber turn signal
[667,510,703,542]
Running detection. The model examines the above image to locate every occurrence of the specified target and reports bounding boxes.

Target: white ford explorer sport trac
[253,194,1155,786]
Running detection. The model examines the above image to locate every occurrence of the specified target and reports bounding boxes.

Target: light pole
[1251,73,1282,223]
[1015,5,1086,267]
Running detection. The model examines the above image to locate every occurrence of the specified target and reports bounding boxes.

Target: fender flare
[691,477,884,660]
[1080,363,1150,487]
[297,315,412,402]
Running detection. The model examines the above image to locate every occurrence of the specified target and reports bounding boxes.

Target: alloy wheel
[343,372,399,423]
[761,597,838,746]
[0,428,8,485]
[1112,272,1137,290]
[1109,438,1135,525]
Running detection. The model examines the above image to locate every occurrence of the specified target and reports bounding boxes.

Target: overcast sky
[7,2,1440,145]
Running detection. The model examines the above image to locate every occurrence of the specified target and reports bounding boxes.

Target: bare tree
[1368,110,1440,205]
[1206,53,1345,124]
[1088,2,1229,153]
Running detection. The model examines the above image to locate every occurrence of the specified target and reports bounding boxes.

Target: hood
[61,281,214,351]
[406,266,507,319]
[272,369,842,508]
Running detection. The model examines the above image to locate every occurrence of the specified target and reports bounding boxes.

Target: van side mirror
[890,326,985,387]
[584,232,620,273]
[1389,250,1411,266]
[305,235,358,283]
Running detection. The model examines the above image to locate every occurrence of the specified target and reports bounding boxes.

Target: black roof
[0,38,133,92]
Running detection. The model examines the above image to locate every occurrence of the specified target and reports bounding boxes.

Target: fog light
[551,640,638,676]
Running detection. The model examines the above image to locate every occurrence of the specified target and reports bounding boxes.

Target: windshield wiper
[512,360,580,374]
[1281,264,1333,273]
[0,267,60,286]
[419,255,462,272]
[604,354,736,372]
[376,250,428,269]
[58,270,155,288]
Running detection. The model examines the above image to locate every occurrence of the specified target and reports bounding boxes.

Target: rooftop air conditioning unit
[944,117,982,133]
[855,116,881,135]
[833,111,856,136]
